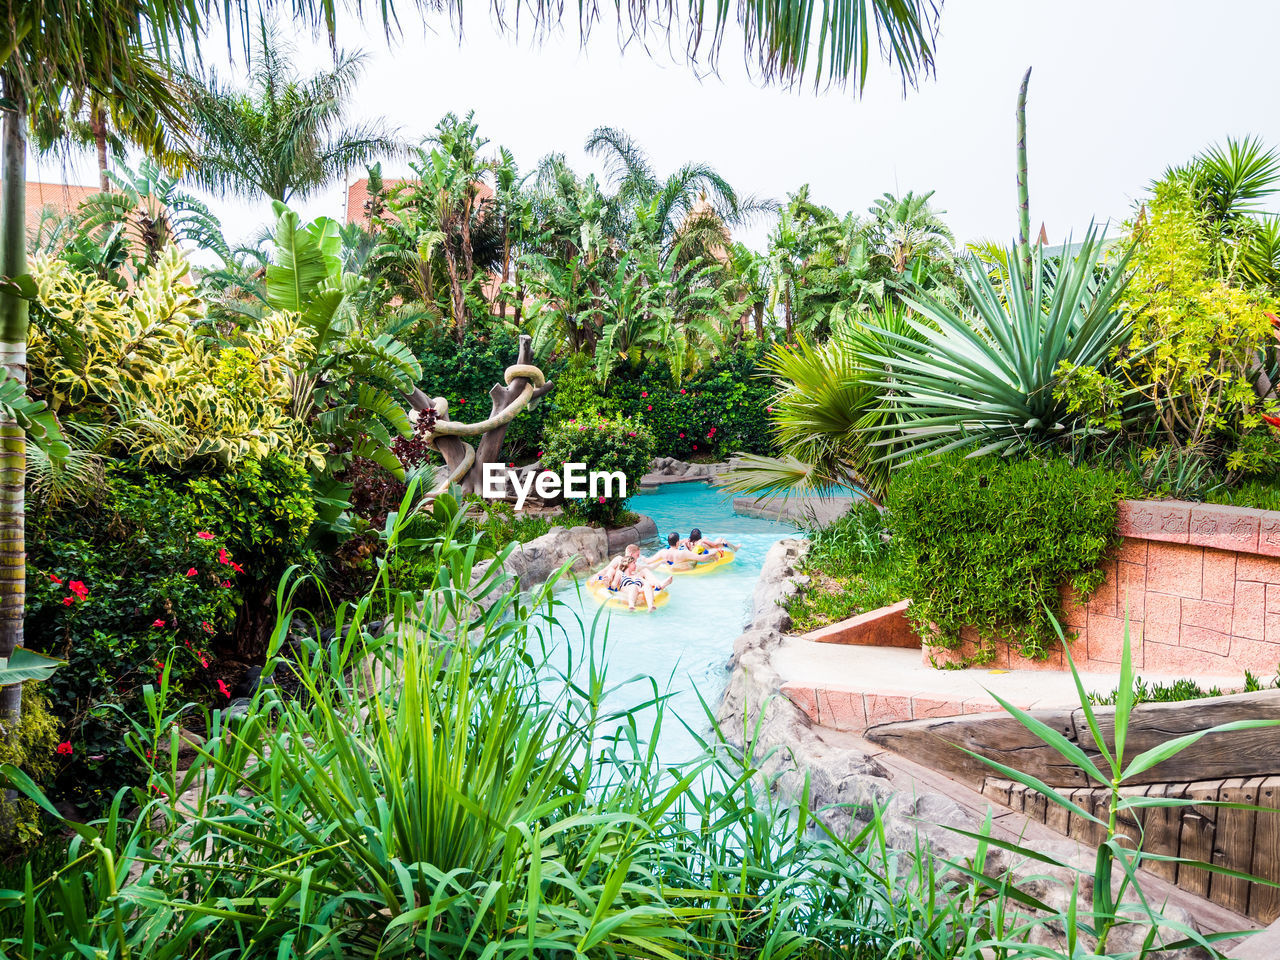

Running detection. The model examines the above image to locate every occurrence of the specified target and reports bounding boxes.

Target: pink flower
[646,405,652,411]
[680,389,686,394]
[152,619,166,628]
[678,433,685,439]
[217,678,231,699]
[199,656,209,668]
[597,496,605,503]
[641,391,648,397]
[628,431,637,437]
[693,444,698,451]
[766,406,774,413]
[56,741,72,756]
[49,574,63,585]
[217,548,231,565]
[186,568,197,577]
[68,580,89,599]
[61,596,74,607]
[221,581,232,589]
[195,531,215,540]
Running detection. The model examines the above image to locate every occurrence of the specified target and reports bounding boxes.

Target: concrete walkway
[774,638,1247,733]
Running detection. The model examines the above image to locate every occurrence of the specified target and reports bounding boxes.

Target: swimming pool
[548,482,800,764]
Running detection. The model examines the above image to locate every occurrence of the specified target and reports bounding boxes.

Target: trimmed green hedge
[887,455,1133,663]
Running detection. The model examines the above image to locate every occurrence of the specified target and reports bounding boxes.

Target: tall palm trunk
[0,71,28,725]
[92,101,110,192]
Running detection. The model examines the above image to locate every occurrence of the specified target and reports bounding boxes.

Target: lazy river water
[548,482,800,764]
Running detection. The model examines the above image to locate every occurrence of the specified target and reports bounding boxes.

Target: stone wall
[925,500,1280,676]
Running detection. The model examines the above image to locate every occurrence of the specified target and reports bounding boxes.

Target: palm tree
[865,189,955,275]
[585,126,774,267]
[180,20,403,202]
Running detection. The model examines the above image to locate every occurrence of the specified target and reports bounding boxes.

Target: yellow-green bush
[0,688,60,856]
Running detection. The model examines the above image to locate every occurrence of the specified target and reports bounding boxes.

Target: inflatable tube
[669,550,736,575]
[587,581,671,611]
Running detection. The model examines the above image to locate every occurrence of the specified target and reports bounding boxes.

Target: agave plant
[862,230,1141,462]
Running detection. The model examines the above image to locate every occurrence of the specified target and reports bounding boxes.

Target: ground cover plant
[786,501,902,632]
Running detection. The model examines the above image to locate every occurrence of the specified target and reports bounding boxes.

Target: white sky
[28,0,1280,253]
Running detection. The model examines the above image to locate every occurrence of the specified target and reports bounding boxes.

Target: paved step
[775,638,1245,734]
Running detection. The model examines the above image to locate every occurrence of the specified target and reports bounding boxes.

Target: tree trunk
[92,103,109,192]
[0,72,28,725]
[230,579,278,663]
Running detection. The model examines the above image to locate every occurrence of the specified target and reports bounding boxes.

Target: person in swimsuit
[679,528,739,562]
[649,532,696,569]
[615,556,669,612]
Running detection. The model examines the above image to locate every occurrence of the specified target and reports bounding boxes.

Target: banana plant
[265,203,422,482]
[0,647,63,686]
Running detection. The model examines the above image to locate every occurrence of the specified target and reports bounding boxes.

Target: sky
[27,0,1280,254]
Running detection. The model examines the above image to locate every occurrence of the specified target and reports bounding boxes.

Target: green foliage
[601,343,777,460]
[1089,675,1243,706]
[25,457,314,810]
[1207,476,1280,511]
[786,502,902,633]
[0,689,60,856]
[1112,168,1280,476]
[541,414,653,525]
[887,455,1132,662]
[866,232,1138,463]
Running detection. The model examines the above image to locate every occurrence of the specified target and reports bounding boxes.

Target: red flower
[217,548,231,565]
[458,398,466,404]
[185,568,198,577]
[56,741,72,756]
[68,580,88,599]
[646,405,652,411]
[196,531,215,540]
[641,391,648,398]
[597,496,605,503]
[680,389,687,394]
[693,444,698,451]
[152,619,166,628]
[221,580,232,589]
[230,562,244,574]
[61,596,74,606]
[49,574,63,585]
[766,406,774,413]
[217,678,231,699]
[1266,311,1279,328]
[201,621,214,634]
[1264,414,1280,429]
[678,433,685,439]
[199,656,209,669]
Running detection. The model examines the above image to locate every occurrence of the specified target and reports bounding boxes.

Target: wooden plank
[1141,782,1180,882]
[1025,786,1048,824]
[865,708,1087,788]
[982,778,1014,808]
[1072,690,1280,784]
[1178,781,1222,898]
[1249,776,1280,924]
[1044,785,1072,836]
[1210,778,1259,916]
[1067,787,1106,848]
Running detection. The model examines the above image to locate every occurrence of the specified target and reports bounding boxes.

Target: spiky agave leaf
[860,230,1139,462]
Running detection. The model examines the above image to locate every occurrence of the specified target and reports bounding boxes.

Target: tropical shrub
[541,414,652,525]
[1114,172,1279,476]
[27,248,321,475]
[603,344,777,460]
[887,454,1132,662]
[25,458,314,809]
[786,502,902,632]
[0,688,59,857]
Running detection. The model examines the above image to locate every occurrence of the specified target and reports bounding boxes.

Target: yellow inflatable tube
[669,550,736,575]
[587,581,671,611]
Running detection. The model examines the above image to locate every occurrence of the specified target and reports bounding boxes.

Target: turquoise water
[549,483,799,764]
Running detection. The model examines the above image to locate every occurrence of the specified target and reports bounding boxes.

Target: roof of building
[25,181,98,233]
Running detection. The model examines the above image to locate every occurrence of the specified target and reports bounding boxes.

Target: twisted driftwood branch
[406,335,552,498]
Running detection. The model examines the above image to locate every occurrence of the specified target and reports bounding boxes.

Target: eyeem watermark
[482,462,626,511]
